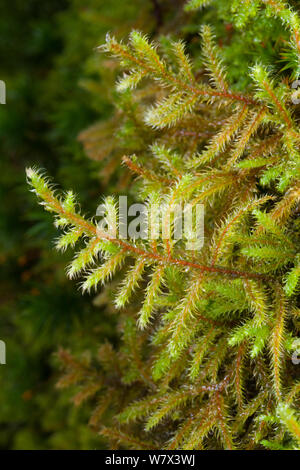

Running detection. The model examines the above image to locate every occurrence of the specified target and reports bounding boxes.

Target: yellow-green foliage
[27,1,300,450]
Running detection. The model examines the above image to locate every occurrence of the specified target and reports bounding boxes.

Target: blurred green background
[0,0,292,449]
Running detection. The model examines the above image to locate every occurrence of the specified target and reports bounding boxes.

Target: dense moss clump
[24,0,300,450]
